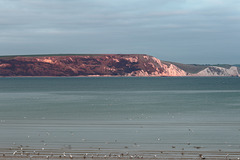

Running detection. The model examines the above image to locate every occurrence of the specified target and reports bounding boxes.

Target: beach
[1,147,240,160]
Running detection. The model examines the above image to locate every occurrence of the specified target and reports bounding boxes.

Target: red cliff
[0,54,186,77]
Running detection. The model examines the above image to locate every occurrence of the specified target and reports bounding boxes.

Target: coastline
[1,54,239,77]
[1,148,240,160]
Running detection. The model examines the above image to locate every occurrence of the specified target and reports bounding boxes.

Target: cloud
[0,0,240,63]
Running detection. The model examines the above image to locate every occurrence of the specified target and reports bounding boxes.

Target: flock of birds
[1,144,240,160]
[1,128,240,159]
[2,148,148,159]
[1,120,240,159]
[1,150,210,160]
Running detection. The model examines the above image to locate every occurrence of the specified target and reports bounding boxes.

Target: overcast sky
[0,0,240,64]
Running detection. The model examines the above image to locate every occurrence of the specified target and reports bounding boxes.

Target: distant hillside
[162,61,208,74]
[0,54,239,77]
[162,61,234,74]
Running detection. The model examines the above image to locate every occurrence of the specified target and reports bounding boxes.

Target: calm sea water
[0,77,239,152]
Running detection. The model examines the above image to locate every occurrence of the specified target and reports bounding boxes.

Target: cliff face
[0,54,239,77]
[190,66,239,77]
[0,54,186,77]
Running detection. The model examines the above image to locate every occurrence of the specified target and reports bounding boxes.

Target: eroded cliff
[190,66,239,77]
[0,54,186,77]
[0,54,239,77]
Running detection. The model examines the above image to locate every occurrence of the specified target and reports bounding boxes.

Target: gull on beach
[199,154,206,159]
[226,154,229,159]
[13,151,17,155]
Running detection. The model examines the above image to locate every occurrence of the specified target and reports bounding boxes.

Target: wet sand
[0,147,240,160]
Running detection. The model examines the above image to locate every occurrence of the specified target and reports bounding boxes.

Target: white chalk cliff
[190,66,239,77]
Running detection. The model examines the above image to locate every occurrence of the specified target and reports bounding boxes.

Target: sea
[0,77,239,153]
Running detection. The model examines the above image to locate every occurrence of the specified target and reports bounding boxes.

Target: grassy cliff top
[0,53,148,59]
[0,54,108,58]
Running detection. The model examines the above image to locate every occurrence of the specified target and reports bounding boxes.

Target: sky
[0,0,240,64]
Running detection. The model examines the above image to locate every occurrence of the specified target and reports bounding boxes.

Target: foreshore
[0,147,240,160]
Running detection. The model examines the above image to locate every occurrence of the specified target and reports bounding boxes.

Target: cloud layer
[0,0,240,63]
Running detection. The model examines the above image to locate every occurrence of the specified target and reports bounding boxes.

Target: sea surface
[0,77,240,152]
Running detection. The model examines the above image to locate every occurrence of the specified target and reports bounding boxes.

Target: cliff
[190,66,239,77]
[0,54,186,77]
[0,54,239,77]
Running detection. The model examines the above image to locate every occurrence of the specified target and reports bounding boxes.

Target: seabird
[13,151,17,155]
